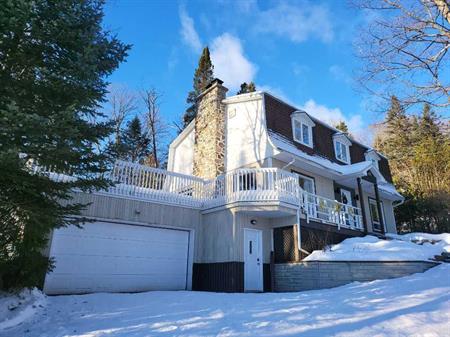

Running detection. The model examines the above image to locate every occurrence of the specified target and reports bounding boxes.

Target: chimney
[193,78,228,179]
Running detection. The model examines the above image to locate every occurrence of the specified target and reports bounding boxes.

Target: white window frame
[291,112,315,148]
[295,172,316,194]
[368,197,385,232]
[365,150,380,170]
[333,133,352,164]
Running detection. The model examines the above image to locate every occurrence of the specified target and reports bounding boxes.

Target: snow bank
[304,234,449,261]
[0,288,46,330]
[2,265,449,337]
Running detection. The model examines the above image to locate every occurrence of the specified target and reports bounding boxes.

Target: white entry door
[244,228,263,292]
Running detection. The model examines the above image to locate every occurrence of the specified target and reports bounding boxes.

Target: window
[293,171,317,218]
[369,197,385,232]
[291,112,315,147]
[297,173,315,194]
[335,141,349,163]
[365,151,380,169]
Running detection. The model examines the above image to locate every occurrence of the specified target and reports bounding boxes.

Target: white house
[43,78,403,294]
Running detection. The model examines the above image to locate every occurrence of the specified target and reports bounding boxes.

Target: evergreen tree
[334,121,349,134]
[121,116,150,163]
[183,47,214,127]
[375,99,450,233]
[237,82,256,95]
[0,0,129,289]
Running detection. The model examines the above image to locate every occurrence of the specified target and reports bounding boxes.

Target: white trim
[296,172,316,194]
[291,113,314,148]
[333,135,351,164]
[368,197,386,233]
[365,150,381,170]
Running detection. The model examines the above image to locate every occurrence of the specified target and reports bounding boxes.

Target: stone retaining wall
[274,260,439,292]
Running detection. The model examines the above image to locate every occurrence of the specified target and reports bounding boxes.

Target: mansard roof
[263,92,393,183]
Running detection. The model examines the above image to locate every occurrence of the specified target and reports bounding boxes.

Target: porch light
[250,219,257,225]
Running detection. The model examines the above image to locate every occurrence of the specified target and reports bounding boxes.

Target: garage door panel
[50,254,188,275]
[44,221,190,295]
[46,274,186,294]
[59,223,187,244]
[51,234,189,259]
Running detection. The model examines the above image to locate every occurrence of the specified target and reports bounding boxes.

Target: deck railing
[203,168,299,208]
[108,160,205,208]
[37,160,364,230]
[302,191,364,230]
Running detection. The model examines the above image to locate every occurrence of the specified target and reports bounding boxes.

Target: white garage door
[44,221,190,295]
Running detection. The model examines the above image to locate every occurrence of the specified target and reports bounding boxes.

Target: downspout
[281,156,296,171]
[393,199,404,208]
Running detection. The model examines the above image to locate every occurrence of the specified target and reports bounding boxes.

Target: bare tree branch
[140,88,169,168]
[354,0,450,110]
[107,85,137,144]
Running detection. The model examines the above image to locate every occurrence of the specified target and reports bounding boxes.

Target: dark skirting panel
[263,263,271,292]
[192,262,244,292]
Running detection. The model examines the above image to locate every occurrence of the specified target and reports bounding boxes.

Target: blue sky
[103,0,378,143]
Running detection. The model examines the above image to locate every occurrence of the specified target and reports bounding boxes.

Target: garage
[44,221,191,295]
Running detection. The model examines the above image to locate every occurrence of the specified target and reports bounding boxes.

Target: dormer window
[291,111,315,148]
[365,150,381,169]
[333,133,352,164]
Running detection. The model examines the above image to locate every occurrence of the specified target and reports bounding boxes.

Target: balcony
[302,191,364,231]
[41,160,364,231]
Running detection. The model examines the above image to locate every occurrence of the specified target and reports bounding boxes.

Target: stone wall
[274,260,438,292]
[193,79,228,179]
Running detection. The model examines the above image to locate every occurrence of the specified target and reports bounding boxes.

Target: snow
[0,288,46,330]
[1,264,449,337]
[304,234,450,262]
[268,131,403,200]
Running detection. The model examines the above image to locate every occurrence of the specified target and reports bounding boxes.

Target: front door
[340,189,354,227]
[244,228,263,292]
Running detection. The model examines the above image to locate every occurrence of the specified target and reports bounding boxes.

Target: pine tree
[334,121,349,134]
[375,98,450,233]
[121,117,150,163]
[183,47,214,127]
[0,0,129,289]
[237,82,256,95]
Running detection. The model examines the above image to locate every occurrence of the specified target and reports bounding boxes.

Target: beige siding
[271,158,335,200]
[198,209,237,263]
[62,192,202,259]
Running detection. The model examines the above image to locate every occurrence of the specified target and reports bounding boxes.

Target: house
[42,78,403,295]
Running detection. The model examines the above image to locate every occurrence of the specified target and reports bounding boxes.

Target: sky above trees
[102,0,448,144]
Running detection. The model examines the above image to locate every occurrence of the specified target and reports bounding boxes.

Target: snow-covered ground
[1,264,449,337]
[304,233,450,261]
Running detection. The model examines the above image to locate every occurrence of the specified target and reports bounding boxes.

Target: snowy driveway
[2,264,450,337]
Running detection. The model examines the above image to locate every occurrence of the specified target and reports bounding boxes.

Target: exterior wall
[271,158,335,200]
[274,261,438,292]
[198,209,274,264]
[168,124,195,175]
[193,80,228,179]
[62,192,202,260]
[360,190,397,234]
[225,94,272,171]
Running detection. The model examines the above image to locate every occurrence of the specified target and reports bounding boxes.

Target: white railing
[107,160,205,208]
[37,160,364,230]
[302,191,364,230]
[203,168,299,208]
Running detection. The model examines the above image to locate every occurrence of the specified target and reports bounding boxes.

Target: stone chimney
[193,78,228,179]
